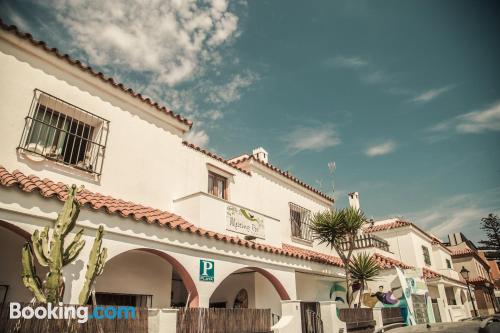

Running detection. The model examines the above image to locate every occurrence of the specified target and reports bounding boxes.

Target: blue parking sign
[199,259,214,282]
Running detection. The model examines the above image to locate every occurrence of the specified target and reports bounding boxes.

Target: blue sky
[2,0,499,242]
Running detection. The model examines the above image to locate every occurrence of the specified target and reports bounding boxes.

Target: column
[437,283,451,322]
[320,301,347,333]
[272,300,302,333]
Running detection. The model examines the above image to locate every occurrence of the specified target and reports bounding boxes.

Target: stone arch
[247,266,291,301]
[0,220,47,303]
[98,247,199,308]
[0,220,30,240]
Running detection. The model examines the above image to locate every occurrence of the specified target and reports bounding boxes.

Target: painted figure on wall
[330,282,346,304]
[362,285,401,308]
[233,289,249,308]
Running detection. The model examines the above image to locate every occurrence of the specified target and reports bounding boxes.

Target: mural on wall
[329,282,346,304]
[362,285,401,308]
[233,289,249,309]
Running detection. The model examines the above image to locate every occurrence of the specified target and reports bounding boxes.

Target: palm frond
[349,252,380,283]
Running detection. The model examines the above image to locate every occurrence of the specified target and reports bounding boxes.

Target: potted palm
[350,252,380,307]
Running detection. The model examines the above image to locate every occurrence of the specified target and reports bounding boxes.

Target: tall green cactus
[78,225,107,305]
[21,184,107,304]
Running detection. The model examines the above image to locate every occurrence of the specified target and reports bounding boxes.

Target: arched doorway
[0,220,47,305]
[209,267,289,317]
[93,248,199,308]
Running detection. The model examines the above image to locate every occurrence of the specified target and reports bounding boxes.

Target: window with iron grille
[446,259,452,269]
[422,245,432,266]
[289,202,312,242]
[18,89,109,176]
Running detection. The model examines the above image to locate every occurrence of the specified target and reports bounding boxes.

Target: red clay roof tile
[372,253,413,269]
[0,20,192,129]
[0,166,342,267]
[231,155,334,202]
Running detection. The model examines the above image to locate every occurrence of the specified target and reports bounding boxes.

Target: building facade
[0,20,484,332]
[446,233,500,316]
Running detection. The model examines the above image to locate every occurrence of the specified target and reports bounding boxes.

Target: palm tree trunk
[358,281,365,308]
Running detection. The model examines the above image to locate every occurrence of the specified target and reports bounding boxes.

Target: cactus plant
[21,184,107,304]
[78,225,107,305]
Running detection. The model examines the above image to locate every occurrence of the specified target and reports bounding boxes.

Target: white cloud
[430,101,500,134]
[206,71,259,105]
[361,70,388,84]
[184,128,209,147]
[364,140,396,157]
[327,56,367,68]
[4,3,30,31]
[282,124,341,154]
[412,85,453,103]
[43,0,242,86]
[397,188,500,241]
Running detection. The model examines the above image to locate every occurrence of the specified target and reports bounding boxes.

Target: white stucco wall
[94,250,173,308]
[0,225,47,304]
[0,31,334,255]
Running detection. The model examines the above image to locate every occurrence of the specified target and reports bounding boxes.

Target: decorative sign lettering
[199,259,215,282]
[226,205,265,239]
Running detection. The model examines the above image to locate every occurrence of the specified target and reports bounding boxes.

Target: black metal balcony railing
[339,234,390,252]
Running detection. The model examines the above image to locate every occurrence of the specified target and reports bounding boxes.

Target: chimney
[252,147,268,164]
[348,192,360,210]
[448,232,465,246]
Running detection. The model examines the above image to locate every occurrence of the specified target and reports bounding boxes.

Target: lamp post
[460,266,478,317]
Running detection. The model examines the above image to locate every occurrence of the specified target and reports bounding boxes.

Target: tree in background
[310,207,366,307]
[479,213,500,261]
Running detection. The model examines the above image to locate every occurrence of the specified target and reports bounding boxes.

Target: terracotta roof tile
[365,221,452,254]
[372,253,413,269]
[0,20,192,129]
[282,244,344,267]
[231,156,334,202]
[450,248,475,256]
[364,220,411,233]
[182,141,251,175]
[0,166,342,267]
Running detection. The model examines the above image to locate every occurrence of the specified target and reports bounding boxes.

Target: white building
[0,20,351,332]
[0,20,478,332]
[363,217,474,322]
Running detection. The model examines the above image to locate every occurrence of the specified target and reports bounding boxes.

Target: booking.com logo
[10,302,137,323]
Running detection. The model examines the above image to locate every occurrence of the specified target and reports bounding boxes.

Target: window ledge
[291,236,313,246]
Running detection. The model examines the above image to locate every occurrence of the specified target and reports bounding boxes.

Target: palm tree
[350,252,380,307]
[310,206,366,307]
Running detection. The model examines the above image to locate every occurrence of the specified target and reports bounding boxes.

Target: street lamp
[460,266,478,317]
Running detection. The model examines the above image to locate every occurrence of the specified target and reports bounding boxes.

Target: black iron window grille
[289,202,313,242]
[422,245,432,266]
[17,89,109,176]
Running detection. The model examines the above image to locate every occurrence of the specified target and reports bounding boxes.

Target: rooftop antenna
[327,161,336,204]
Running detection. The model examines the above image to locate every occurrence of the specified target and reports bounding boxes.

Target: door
[412,294,430,324]
[300,302,323,333]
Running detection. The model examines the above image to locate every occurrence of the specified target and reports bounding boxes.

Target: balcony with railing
[339,234,391,252]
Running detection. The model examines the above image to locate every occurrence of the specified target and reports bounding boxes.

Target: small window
[18,90,108,175]
[422,246,431,266]
[208,171,227,199]
[289,203,312,242]
[446,259,452,269]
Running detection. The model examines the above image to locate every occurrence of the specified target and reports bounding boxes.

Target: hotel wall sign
[226,205,265,239]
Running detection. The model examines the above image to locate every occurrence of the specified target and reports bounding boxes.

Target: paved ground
[388,321,480,332]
